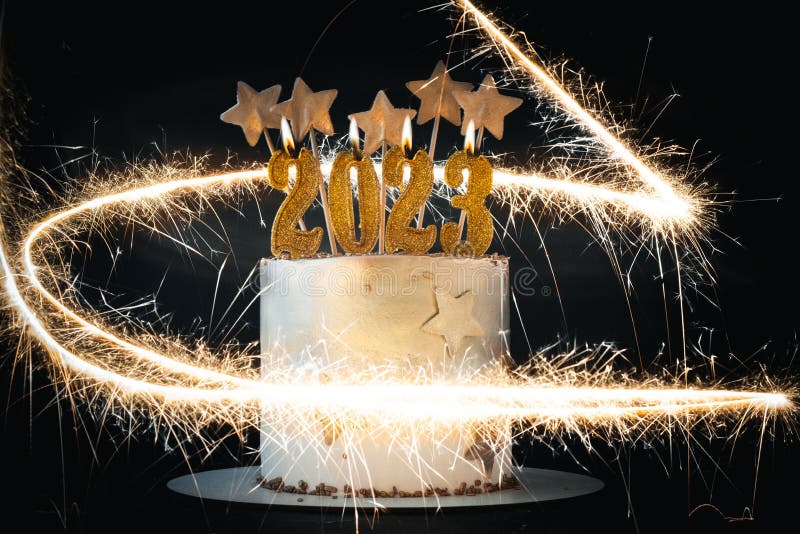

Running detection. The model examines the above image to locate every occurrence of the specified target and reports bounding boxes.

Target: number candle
[383,116,437,254]
[328,119,380,254]
[440,119,493,256]
[267,117,324,258]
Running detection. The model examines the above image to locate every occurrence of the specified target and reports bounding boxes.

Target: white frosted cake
[258,254,514,497]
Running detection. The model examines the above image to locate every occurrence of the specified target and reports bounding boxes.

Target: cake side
[259,254,510,377]
[259,254,512,493]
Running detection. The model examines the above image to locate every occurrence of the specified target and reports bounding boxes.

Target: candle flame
[349,117,360,152]
[464,119,476,155]
[401,115,413,155]
[281,116,295,153]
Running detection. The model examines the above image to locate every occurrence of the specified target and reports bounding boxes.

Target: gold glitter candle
[383,146,437,254]
[328,151,380,254]
[268,148,324,258]
[440,150,494,256]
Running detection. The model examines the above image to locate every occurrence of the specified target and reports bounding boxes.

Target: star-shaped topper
[220,82,282,146]
[348,91,417,154]
[406,60,473,126]
[270,78,338,141]
[453,74,523,140]
[422,290,484,354]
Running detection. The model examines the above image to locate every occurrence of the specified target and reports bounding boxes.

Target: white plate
[168,466,603,509]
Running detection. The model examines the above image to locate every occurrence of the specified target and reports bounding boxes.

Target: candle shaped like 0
[267,117,324,258]
[440,120,494,256]
[383,116,437,254]
[328,119,381,254]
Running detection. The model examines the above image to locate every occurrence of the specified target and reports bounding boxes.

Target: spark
[457,0,673,195]
[0,166,789,420]
[0,0,791,522]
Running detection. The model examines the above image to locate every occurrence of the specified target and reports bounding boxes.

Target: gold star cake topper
[270,77,338,140]
[453,74,523,140]
[422,290,484,354]
[238,62,521,259]
[220,82,282,146]
[348,90,417,154]
[406,60,473,126]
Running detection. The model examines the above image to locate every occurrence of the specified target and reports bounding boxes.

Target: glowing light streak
[456,0,686,205]
[0,167,786,424]
[17,163,693,395]
[0,6,788,513]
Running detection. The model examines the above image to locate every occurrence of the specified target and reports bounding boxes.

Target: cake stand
[168,466,603,509]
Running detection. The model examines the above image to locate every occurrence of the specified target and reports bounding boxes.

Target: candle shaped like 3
[268,117,324,258]
[440,120,494,256]
[383,117,437,254]
[328,119,380,254]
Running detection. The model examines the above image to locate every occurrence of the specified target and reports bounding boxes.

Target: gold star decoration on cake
[406,60,473,126]
[220,82,282,146]
[422,290,484,354]
[453,74,523,140]
[270,77,338,140]
[348,90,417,154]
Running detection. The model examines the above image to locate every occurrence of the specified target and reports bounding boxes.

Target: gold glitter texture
[383,147,437,254]
[268,148,324,258]
[440,150,494,256]
[329,152,380,254]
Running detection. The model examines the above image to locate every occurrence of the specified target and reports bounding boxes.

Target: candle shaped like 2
[328,119,381,254]
[383,116,437,254]
[268,117,324,258]
[440,120,494,256]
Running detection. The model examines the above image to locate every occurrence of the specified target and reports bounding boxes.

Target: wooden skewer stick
[416,110,442,229]
[263,130,276,155]
[309,131,338,255]
[379,140,387,254]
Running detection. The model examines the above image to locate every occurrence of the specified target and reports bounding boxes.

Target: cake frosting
[259,254,512,495]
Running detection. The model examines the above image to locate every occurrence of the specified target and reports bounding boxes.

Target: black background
[1,1,798,533]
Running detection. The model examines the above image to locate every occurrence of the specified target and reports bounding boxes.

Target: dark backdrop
[1,1,797,533]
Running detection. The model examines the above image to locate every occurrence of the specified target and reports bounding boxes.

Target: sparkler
[0,162,787,420]
[0,0,792,525]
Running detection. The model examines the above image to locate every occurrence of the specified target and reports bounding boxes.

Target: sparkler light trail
[456,0,689,204]
[0,0,792,525]
[0,164,789,416]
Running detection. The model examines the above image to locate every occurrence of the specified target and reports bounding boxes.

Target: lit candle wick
[401,115,413,159]
[280,116,295,155]
[349,117,362,161]
[464,119,476,156]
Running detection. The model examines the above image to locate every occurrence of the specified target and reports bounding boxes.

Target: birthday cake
[258,254,512,495]
[221,63,523,498]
